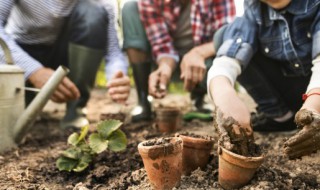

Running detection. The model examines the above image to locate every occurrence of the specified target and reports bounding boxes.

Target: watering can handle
[0,37,14,65]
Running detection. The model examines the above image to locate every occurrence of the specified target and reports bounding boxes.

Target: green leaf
[78,125,89,141]
[89,133,109,154]
[97,120,122,139]
[73,153,92,172]
[68,133,80,146]
[56,156,79,172]
[61,147,81,159]
[107,130,127,152]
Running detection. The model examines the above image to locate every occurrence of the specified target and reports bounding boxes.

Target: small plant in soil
[56,120,127,172]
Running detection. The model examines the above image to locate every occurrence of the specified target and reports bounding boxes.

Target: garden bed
[0,88,319,190]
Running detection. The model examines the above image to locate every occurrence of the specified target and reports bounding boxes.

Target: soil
[176,132,215,141]
[0,88,319,190]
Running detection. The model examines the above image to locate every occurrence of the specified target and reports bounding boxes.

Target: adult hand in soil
[107,71,130,104]
[28,67,80,103]
[284,109,320,159]
[149,57,176,99]
[180,48,206,91]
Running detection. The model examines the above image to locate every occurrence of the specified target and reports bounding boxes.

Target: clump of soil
[142,137,172,146]
[177,132,214,141]
[214,109,261,157]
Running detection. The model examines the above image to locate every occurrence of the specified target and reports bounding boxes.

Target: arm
[0,1,79,102]
[104,1,128,80]
[137,0,179,63]
[180,41,215,91]
[0,0,43,79]
[104,2,130,103]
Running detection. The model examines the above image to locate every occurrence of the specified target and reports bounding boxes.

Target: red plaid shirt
[138,0,236,62]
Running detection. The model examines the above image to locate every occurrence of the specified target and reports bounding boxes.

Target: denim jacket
[217,0,320,76]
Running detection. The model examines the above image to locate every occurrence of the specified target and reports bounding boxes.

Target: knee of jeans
[69,0,108,48]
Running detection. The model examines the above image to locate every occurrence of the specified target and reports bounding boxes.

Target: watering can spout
[13,66,69,143]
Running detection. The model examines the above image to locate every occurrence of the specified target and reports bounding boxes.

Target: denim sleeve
[312,6,320,59]
[216,7,258,69]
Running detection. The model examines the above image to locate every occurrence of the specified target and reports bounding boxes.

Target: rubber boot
[131,62,153,122]
[60,43,104,129]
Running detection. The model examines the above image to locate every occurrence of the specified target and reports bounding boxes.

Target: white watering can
[0,37,69,153]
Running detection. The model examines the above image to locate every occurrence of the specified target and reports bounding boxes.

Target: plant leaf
[56,156,78,172]
[73,153,92,172]
[68,133,80,146]
[61,147,81,159]
[78,125,89,141]
[89,133,109,154]
[107,130,127,152]
[97,120,122,139]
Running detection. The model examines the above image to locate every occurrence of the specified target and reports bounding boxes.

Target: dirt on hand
[284,109,320,159]
[213,108,261,157]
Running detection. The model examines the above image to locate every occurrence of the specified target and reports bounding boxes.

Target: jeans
[237,52,311,118]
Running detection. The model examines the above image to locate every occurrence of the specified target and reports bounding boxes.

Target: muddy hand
[284,109,320,159]
[214,108,254,156]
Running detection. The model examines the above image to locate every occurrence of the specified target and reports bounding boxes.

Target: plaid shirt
[138,0,236,62]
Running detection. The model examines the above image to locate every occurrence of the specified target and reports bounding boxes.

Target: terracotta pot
[155,107,181,133]
[138,137,183,190]
[176,134,214,175]
[218,146,264,190]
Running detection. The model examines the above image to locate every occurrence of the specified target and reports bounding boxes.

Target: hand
[107,71,130,104]
[210,76,253,136]
[284,109,320,159]
[149,58,175,99]
[210,76,253,155]
[28,67,80,103]
[180,48,206,91]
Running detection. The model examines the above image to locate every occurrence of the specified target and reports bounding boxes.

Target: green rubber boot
[131,62,153,122]
[60,43,104,129]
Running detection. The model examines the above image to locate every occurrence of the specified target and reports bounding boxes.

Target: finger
[107,77,130,88]
[56,83,74,100]
[110,93,129,102]
[51,90,67,103]
[184,69,192,91]
[159,73,168,92]
[112,71,124,79]
[149,73,160,97]
[285,133,320,159]
[62,77,80,99]
[284,126,314,147]
[109,86,131,95]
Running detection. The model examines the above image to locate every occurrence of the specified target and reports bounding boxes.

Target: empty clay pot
[218,146,264,190]
[176,133,214,175]
[138,137,183,190]
[155,107,182,133]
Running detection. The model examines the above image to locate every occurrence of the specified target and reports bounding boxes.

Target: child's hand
[209,76,253,137]
[284,109,320,159]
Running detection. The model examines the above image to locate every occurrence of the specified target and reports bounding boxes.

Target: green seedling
[56,120,127,172]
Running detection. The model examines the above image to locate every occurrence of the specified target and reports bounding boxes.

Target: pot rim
[219,146,264,168]
[176,134,214,149]
[138,137,183,155]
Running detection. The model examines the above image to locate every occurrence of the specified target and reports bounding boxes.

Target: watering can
[0,37,69,153]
